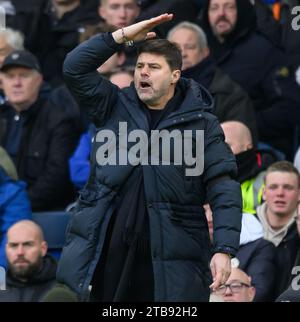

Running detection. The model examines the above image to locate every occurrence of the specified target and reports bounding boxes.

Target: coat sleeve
[63,32,121,127]
[203,113,242,256]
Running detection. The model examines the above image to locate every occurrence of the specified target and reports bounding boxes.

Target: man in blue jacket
[57,13,242,302]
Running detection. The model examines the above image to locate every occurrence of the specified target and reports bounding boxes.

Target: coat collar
[119,78,213,130]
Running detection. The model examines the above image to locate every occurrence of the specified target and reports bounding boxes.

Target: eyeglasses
[213,282,251,295]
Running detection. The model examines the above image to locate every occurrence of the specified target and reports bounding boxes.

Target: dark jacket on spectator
[237,237,276,302]
[56,33,242,301]
[199,0,300,159]
[10,0,99,86]
[182,56,258,145]
[255,206,300,299]
[0,255,57,302]
[273,223,300,298]
[0,96,79,211]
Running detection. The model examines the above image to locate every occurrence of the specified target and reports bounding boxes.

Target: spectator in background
[97,0,141,66]
[0,146,31,269]
[256,161,300,298]
[0,220,57,302]
[211,267,256,302]
[276,203,300,302]
[10,0,99,86]
[221,121,276,214]
[0,28,25,103]
[257,0,300,75]
[0,50,80,211]
[199,0,300,159]
[167,21,258,144]
[98,0,140,29]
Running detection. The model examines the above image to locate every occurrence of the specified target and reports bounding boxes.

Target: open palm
[124,13,173,42]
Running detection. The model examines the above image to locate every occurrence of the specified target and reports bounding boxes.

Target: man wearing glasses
[211,267,256,302]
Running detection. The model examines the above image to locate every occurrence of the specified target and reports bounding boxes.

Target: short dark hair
[137,39,182,71]
[265,161,300,187]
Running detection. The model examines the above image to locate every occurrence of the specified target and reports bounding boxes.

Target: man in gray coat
[57,13,242,302]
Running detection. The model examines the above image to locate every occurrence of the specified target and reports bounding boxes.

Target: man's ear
[249,286,256,302]
[98,5,106,20]
[203,47,210,59]
[41,241,48,257]
[171,69,181,84]
[262,186,266,202]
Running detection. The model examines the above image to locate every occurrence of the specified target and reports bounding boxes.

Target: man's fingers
[210,268,231,290]
[210,272,222,290]
[210,263,216,280]
[148,13,173,28]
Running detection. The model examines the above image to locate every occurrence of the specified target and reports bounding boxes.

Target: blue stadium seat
[32,211,70,260]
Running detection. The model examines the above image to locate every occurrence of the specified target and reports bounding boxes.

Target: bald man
[211,267,256,302]
[0,220,57,302]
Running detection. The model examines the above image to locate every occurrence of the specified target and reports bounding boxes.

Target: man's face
[134,53,180,108]
[220,269,255,302]
[168,28,208,71]
[0,36,14,67]
[1,66,42,111]
[263,171,300,218]
[99,0,140,29]
[6,226,46,280]
[208,0,237,41]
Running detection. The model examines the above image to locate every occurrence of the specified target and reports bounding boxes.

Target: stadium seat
[32,211,70,260]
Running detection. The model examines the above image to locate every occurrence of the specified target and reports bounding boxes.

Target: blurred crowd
[0,0,300,302]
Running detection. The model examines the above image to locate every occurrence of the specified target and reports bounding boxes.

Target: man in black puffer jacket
[57,14,242,302]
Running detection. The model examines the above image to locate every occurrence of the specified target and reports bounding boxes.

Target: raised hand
[112,13,173,44]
